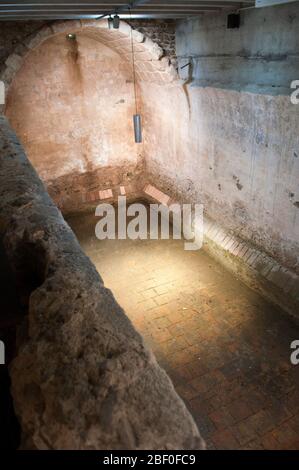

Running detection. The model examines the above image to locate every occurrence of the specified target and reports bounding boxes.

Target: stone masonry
[129,19,176,66]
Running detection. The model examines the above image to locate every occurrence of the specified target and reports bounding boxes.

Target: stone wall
[1,20,176,212]
[129,19,176,65]
[5,31,142,190]
[0,115,204,450]
[0,19,175,73]
[0,21,50,71]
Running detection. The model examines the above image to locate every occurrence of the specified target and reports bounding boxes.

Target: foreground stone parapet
[0,116,204,450]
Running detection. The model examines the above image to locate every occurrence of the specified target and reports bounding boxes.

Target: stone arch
[0,19,178,111]
[1,19,179,213]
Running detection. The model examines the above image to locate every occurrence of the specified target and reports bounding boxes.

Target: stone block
[5,53,23,72]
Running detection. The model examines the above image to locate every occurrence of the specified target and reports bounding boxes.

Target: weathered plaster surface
[142,83,299,274]
[0,116,204,450]
[142,5,299,277]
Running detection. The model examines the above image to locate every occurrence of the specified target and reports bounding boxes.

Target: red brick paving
[69,213,299,450]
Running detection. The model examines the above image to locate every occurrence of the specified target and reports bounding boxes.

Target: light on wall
[66,33,76,40]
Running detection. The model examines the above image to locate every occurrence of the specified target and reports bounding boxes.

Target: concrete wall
[142,4,299,280]
[176,4,299,95]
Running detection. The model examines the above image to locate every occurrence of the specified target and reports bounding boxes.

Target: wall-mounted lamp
[66,33,76,40]
[113,14,120,29]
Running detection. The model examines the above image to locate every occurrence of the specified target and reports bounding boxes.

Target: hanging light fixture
[129,9,142,144]
[66,33,76,40]
[133,114,142,144]
[113,14,120,29]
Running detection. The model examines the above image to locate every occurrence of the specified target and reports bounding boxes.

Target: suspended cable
[129,7,142,143]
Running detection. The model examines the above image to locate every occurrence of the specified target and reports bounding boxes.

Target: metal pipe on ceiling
[0,0,255,20]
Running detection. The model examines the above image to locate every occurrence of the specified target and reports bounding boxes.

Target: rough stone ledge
[0,116,204,450]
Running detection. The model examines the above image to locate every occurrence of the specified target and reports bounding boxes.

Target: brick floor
[68,212,299,450]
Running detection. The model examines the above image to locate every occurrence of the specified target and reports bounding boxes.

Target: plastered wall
[142,4,299,275]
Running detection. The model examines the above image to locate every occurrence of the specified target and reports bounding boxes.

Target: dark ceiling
[0,0,255,20]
